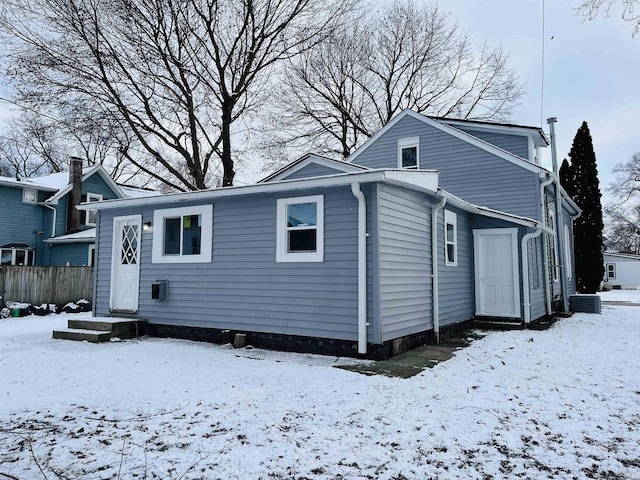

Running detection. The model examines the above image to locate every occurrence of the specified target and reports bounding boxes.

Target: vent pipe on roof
[67,157,83,233]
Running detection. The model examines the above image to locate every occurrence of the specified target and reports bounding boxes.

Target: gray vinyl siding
[438,207,474,326]
[351,115,541,219]
[48,243,92,267]
[281,163,351,180]
[95,186,365,342]
[448,125,530,159]
[0,185,48,266]
[377,184,432,341]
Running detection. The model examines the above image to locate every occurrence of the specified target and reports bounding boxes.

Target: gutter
[351,183,368,354]
[431,196,447,342]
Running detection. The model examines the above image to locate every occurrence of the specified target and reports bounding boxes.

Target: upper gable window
[23,189,37,204]
[276,195,324,263]
[85,193,103,226]
[444,210,457,266]
[152,204,213,263]
[398,137,420,169]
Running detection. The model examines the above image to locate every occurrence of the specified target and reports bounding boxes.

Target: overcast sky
[1,0,637,204]
[440,0,640,205]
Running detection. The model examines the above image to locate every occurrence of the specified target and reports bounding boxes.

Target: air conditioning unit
[569,294,601,314]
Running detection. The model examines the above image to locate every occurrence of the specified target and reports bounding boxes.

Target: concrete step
[52,329,112,343]
[67,318,146,339]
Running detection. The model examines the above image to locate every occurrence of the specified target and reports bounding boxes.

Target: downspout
[521,228,543,325]
[540,176,554,315]
[431,196,447,343]
[42,203,57,237]
[351,183,367,354]
[547,117,569,312]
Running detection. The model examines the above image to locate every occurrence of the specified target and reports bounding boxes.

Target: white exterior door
[110,215,142,312]
[473,229,520,318]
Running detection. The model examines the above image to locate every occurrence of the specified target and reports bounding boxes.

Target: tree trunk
[221,103,235,187]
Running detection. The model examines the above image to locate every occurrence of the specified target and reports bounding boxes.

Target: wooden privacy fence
[0,266,94,306]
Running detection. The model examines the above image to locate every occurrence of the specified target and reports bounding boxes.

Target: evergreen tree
[566,121,604,293]
[559,158,574,198]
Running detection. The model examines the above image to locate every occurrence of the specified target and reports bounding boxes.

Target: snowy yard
[2,297,640,479]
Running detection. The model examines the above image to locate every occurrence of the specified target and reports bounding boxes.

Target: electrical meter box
[151,280,168,301]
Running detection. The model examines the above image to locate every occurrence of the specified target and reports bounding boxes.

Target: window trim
[151,204,212,264]
[85,192,104,226]
[23,189,37,204]
[0,247,35,266]
[444,209,457,266]
[397,136,420,170]
[276,195,324,263]
[547,208,560,282]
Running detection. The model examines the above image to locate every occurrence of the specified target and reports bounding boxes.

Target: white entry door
[110,215,142,312]
[473,228,520,318]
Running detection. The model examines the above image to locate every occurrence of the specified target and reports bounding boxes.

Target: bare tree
[604,204,640,253]
[576,0,640,35]
[0,0,360,191]
[257,0,524,164]
[610,151,640,202]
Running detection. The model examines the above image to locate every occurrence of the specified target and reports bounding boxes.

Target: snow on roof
[0,167,96,192]
[119,185,160,199]
[44,227,96,244]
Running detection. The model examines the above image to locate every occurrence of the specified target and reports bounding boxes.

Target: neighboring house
[0,158,155,267]
[84,110,580,358]
[603,252,640,289]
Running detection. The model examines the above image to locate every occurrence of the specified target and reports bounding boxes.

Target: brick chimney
[67,157,83,233]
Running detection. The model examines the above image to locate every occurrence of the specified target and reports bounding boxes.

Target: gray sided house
[86,110,580,358]
[0,159,153,267]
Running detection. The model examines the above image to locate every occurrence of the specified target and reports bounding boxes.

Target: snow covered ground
[599,289,640,303]
[2,301,640,479]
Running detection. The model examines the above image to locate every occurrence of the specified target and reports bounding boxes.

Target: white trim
[0,246,35,266]
[397,136,420,169]
[88,244,96,267]
[151,204,213,264]
[276,195,324,263]
[473,228,521,318]
[347,110,547,174]
[47,165,126,205]
[437,118,549,147]
[444,209,457,266]
[85,192,103,226]
[22,188,37,204]
[548,208,560,282]
[109,214,141,312]
[260,154,367,183]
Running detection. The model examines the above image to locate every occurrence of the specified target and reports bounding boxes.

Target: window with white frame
[563,224,572,280]
[152,204,212,263]
[276,195,324,263]
[23,189,37,204]
[606,263,616,280]
[397,137,420,169]
[85,193,103,226]
[0,245,35,266]
[547,208,560,282]
[444,210,457,266]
